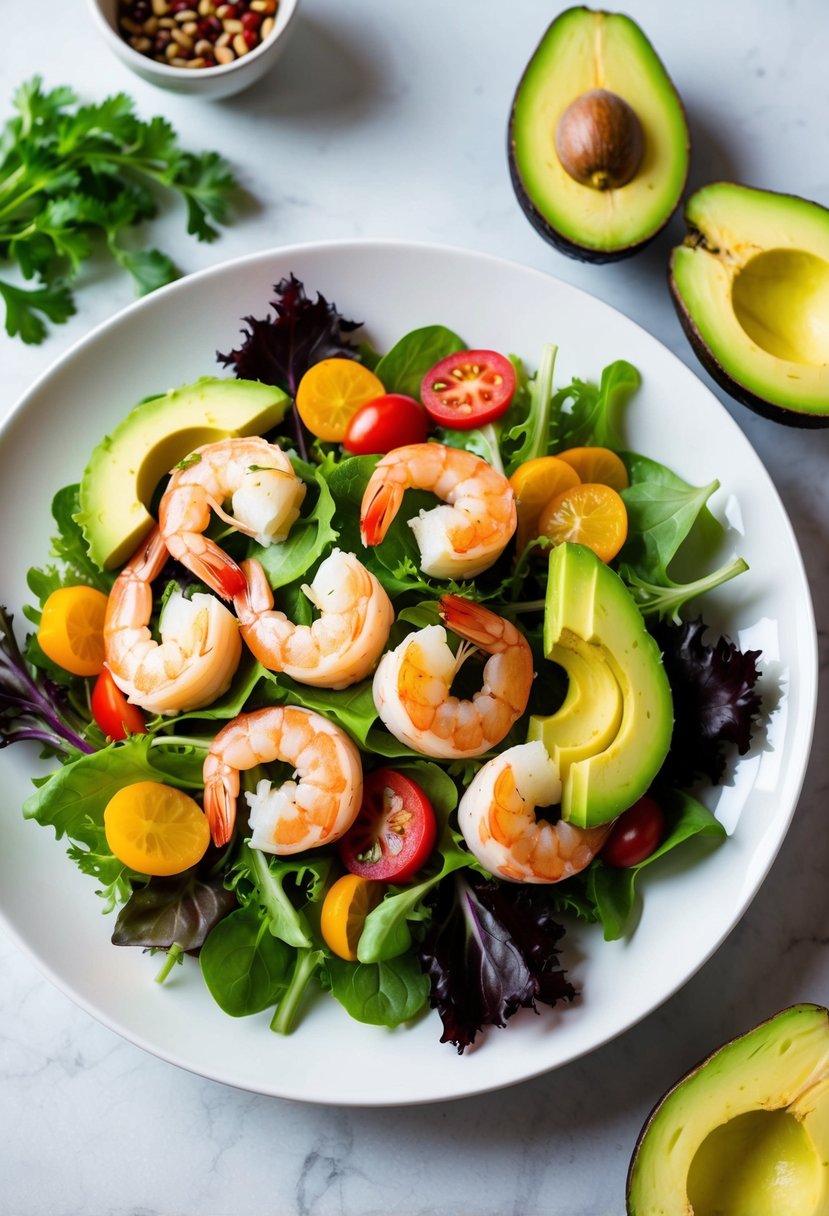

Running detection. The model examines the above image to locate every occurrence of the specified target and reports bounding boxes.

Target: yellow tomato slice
[508,456,581,552]
[104,781,211,877]
[320,873,383,961]
[38,585,110,677]
[295,358,386,442]
[556,446,630,492]
[538,482,629,563]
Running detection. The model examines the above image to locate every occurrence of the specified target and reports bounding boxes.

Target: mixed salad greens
[1,275,764,1052]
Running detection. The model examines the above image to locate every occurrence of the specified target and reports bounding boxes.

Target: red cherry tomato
[420,349,516,430]
[342,393,429,455]
[91,669,147,741]
[601,795,665,868]
[338,768,438,882]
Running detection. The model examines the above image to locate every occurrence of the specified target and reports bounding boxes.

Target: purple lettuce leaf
[216,274,362,460]
[416,873,575,1053]
[652,616,763,787]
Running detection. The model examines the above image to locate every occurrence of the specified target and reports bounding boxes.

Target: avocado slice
[508,7,690,262]
[670,182,829,427]
[531,543,672,828]
[77,377,291,570]
[627,1004,829,1215]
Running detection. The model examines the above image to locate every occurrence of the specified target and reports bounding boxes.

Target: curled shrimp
[458,740,613,883]
[202,705,362,851]
[372,594,534,759]
[158,437,306,599]
[233,549,394,689]
[103,526,242,715]
[360,442,516,579]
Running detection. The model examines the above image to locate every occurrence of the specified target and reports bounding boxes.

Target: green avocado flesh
[527,543,672,828]
[77,377,290,571]
[670,182,829,424]
[509,6,689,259]
[627,1004,829,1216]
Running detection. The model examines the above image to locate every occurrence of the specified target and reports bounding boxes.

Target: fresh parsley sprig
[0,77,238,343]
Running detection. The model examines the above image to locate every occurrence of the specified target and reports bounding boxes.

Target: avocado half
[627,1004,829,1215]
[670,182,829,427]
[508,7,690,262]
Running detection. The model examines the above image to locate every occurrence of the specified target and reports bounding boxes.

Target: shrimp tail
[186,539,247,600]
[439,595,504,650]
[360,481,404,546]
[203,773,236,847]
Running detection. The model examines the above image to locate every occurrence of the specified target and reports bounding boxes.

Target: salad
[1,275,763,1053]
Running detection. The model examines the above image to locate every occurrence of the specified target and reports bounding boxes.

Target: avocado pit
[555,88,645,191]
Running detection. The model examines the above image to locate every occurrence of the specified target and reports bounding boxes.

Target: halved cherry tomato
[38,585,109,676]
[91,669,147,741]
[103,781,211,876]
[537,482,628,563]
[556,446,630,492]
[420,349,516,430]
[338,768,438,883]
[295,357,386,442]
[343,393,429,454]
[320,873,383,961]
[601,795,665,868]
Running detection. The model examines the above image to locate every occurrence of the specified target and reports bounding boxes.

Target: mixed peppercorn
[117,0,279,69]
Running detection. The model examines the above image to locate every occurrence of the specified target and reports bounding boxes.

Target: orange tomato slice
[295,358,386,442]
[320,873,383,961]
[508,456,581,552]
[538,482,629,563]
[104,781,211,877]
[38,585,110,677]
[555,446,630,492]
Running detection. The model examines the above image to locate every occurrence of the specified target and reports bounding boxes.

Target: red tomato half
[601,795,665,868]
[343,393,429,454]
[420,349,516,430]
[338,768,437,882]
[92,669,147,741]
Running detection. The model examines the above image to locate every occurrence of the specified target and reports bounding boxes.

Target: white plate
[0,241,817,1106]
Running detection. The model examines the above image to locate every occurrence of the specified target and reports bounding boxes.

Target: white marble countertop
[2,1,827,1212]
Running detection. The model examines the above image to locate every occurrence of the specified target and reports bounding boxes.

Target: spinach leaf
[373,325,465,398]
[265,674,379,748]
[586,788,727,941]
[200,904,295,1016]
[618,453,749,621]
[323,953,430,1027]
[555,360,640,451]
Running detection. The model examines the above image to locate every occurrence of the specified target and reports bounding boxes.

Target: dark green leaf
[323,953,430,1027]
[373,324,465,398]
[200,905,294,1016]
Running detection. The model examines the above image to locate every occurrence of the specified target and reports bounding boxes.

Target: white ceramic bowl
[86,0,300,99]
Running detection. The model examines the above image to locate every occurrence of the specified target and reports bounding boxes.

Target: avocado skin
[507,7,690,264]
[626,1003,829,1215]
[669,250,829,430]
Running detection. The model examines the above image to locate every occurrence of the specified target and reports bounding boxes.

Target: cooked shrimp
[372,594,534,759]
[233,549,394,689]
[103,526,242,716]
[360,442,516,578]
[158,437,306,600]
[202,705,362,851]
[458,740,613,883]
